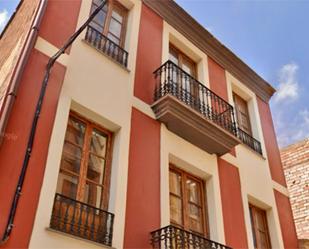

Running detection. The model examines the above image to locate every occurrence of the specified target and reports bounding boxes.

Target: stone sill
[46,227,116,249]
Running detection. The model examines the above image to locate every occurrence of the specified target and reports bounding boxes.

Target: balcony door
[249,205,272,249]
[169,165,208,236]
[90,0,128,47]
[169,45,197,104]
[233,93,252,135]
[52,112,113,241]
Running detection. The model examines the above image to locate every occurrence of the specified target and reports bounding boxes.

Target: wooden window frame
[58,111,113,210]
[233,92,253,135]
[249,204,272,249]
[169,44,197,78]
[169,164,209,237]
[91,0,128,48]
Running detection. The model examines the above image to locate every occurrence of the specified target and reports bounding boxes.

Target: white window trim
[161,21,210,88]
[226,71,266,157]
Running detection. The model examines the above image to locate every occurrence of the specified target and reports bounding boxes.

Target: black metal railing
[50,193,114,246]
[85,25,128,67]
[154,61,237,136]
[237,128,262,155]
[151,225,232,249]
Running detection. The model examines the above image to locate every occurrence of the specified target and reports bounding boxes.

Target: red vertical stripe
[0,50,66,248]
[257,97,286,186]
[218,158,248,248]
[133,3,163,104]
[274,190,298,249]
[124,108,161,248]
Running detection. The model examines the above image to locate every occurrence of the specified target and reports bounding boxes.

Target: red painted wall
[208,57,229,102]
[257,97,287,186]
[0,50,65,248]
[39,0,82,54]
[218,158,248,249]
[0,1,82,246]
[124,108,161,248]
[208,57,236,156]
[133,3,163,104]
[274,190,298,249]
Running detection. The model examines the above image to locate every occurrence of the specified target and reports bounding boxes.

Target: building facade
[0,0,298,248]
[281,138,309,249]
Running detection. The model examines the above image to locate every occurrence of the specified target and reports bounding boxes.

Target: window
[169,44,198,101]
[56,112,113,210]
[169,45,197,78]
[233,93,252,135]
[50,112,114,245]
[169,165,208,236]
[249,205,271,249]
[90,0,128,47]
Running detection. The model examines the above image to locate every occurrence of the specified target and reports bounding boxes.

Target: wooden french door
[53,112,113,240]
[169,45,198,105]
[169,165,208,236]
[249,205,272,249]
[56,112,112,209]
[233,93,252,135]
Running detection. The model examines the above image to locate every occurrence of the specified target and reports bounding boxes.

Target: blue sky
[174,0,309,148]
[1,0,308,148]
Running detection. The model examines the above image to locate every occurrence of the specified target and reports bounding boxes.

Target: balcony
[151,61,240,155]
[50,194,114,246]
[85,25,129,67]
[237,128,262,155]
[151,225,232,249]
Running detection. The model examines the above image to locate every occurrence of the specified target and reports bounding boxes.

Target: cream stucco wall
[29,0,142,248]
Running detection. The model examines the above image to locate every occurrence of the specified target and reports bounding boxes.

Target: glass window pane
[83,181,103,208]
[188,204,203,233]
[90,129,107,157]
[61,142,82,173]
[111,9,123,23]
[169,50,178,65]
[182,59,195,76]
[107,33,120,45]
[56,172,78,199]
[108,18,122,38]
[65,117,86,146]
[169,171,182,196]
[170,196,183,225]
[90,22,104,33]
[87,154,105,184]
[93,0,105,6]
[186,178,200,205]
[93,10,107,25]
[250,207,258,248]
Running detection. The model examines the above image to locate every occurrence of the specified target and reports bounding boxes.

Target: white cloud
[0,9,9,31]
[274,62,299,102]
[299,109,309,126]
[273,107,309,148]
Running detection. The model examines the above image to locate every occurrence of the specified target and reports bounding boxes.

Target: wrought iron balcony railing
[85,25,129,67]
[151,225,232,249]
[50,193,114,246]
[154,61,237,136]
[237,128,262,155]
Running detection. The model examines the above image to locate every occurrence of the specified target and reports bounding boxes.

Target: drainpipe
[0,0,108,243]
[0,0,48,145]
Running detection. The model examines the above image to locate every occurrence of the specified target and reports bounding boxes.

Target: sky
[0,0,308,148]
[174,0,309,148]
